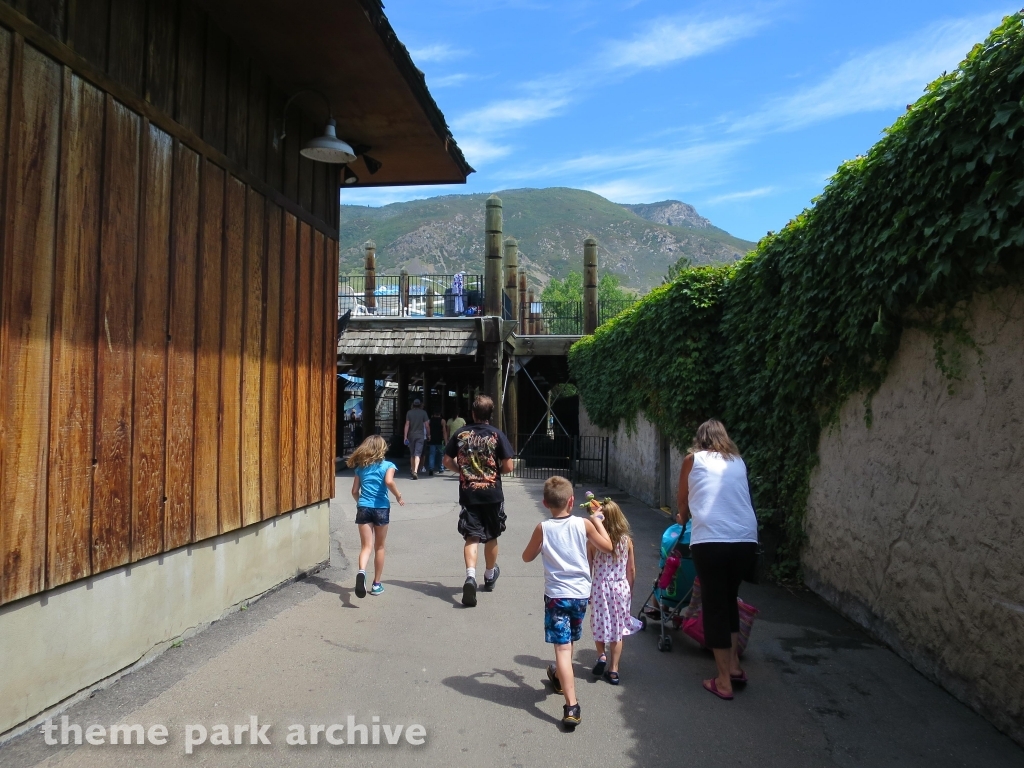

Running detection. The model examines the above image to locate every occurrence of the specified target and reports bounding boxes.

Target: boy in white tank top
[522,476,613,729]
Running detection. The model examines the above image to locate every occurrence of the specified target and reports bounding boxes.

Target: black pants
[690,542,757,650]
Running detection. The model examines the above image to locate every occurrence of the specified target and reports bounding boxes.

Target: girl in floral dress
[588,500,643,684]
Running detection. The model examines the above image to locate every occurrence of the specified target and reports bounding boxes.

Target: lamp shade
[301,118,357,164]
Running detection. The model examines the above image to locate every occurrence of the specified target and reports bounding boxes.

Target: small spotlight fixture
[362,154,383,175]
[342,166,359,185]
[275,90,357,164]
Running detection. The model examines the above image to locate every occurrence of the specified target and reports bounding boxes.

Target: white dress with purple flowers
[590,536,643,643]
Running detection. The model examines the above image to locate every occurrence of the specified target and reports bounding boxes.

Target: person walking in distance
[427,408,448,476]
[404,398,429,480]
[444,395,514,607]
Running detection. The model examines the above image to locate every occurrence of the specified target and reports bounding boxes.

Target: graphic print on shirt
[455,429,500,492]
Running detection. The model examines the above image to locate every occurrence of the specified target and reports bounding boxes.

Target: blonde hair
[347,435,388,468]
[543,476,574,510]
[690,418,740,459]
[600,500,632,556]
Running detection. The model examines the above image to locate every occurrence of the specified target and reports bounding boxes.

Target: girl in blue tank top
[347,435,404,598]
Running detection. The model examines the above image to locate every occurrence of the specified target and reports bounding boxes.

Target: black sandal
[592,654,607,676]
[604,670,620,685]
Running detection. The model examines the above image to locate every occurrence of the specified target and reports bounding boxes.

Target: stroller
[637,521,697,652]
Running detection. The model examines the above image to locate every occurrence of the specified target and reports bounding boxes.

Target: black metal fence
[512,434,609,486]
[598,298,637,325]
[338,273,485,317]
[519,300,581,335]
[518,298,637,335]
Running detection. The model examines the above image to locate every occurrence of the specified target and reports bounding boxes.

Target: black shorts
[457,503,506,542]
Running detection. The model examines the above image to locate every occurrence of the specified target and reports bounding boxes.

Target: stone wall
[804,285,1024,746]
[579,407,683,510]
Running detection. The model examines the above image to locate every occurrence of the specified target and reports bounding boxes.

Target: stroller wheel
[658,636,673,652]
[639,615,647,631]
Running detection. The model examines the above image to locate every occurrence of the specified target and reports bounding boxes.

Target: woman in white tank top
[676,419,758,701]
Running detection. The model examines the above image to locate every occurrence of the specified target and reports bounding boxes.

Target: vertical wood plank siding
[278,212,297,513]
[46,71,102,588]
[164,143,199,551]
[0,38,60,603]
[0,2,339,606]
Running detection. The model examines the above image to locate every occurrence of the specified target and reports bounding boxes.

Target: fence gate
[512,434,609,486]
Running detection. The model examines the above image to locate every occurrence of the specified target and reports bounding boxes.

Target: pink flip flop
[703,679,734,700]
[730,671,748,684]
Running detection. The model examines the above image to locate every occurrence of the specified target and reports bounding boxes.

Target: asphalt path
[2,471,1021,768]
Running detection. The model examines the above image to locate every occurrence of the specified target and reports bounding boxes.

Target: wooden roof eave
[195,0,474,187]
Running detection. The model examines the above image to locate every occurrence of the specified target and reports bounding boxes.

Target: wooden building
[0,0,469,735]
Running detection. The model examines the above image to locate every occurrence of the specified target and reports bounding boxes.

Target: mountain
[338,188,754,292]
[622,200,713,230]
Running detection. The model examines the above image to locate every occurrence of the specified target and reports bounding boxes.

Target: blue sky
[343,1,1017,242]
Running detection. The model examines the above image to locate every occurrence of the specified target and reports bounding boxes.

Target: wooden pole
[583,237,599,335]
[485,195,503,317]
[518,271,528,332]
[425,285,435,317]
[396,362,409,447]
[362,358,377,440]
[400,267,410,316]
[503,236,518,321]
[363,240,376,312]
[527,289,536,335]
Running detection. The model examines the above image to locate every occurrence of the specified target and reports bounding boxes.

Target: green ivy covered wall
[569,13,1024,574]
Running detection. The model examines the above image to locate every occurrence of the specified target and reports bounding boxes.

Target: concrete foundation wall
[804,285,1024,746]
[0,502,330,736]
[579,407,683,510]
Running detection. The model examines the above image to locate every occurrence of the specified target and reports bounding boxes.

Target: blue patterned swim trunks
[543,596,589,645]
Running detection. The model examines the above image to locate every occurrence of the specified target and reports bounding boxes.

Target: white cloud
[603,15,764,71]
[457,137,514,165]
[429,73,471,88]
[453,95,571,135]
[731,13,1005,135]
[450,12,762,140]
[408,43,469,63]
[585,178,673,203]
[501,140,747,182]
[706,187,776,204]
[341,185,467,207]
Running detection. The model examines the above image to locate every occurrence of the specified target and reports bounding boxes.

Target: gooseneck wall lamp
[274,90,357,164]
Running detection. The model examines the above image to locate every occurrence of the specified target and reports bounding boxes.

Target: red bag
[681,593,759,655]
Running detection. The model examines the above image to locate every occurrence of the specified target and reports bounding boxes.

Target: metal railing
[518,298,638,335]
[598,298,637,326]
[512,434,609,486]
[518,300,582,335]
[338,273,485,317]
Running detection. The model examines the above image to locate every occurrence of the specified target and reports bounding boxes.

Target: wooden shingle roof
[338,319,479,357]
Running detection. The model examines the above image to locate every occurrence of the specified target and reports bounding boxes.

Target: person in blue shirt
[347,435,405,597]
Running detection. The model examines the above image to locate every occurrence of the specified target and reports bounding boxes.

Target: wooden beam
[513,335,581,357]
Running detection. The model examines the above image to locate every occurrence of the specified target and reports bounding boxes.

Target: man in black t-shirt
[444,394,514,607]
[426,409,447,476]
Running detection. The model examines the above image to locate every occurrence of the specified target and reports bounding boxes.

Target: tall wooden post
[518,271,528,332]
[485,195,503,317]
[583,237,599,335]
[400,267,410,316]
[504,237,518,321]
[425,285,435,317]
[483,319,503,431]
[396,362,409,445]
[527,289,536,335]
[362,358,377,440]
[363,241,376,312]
